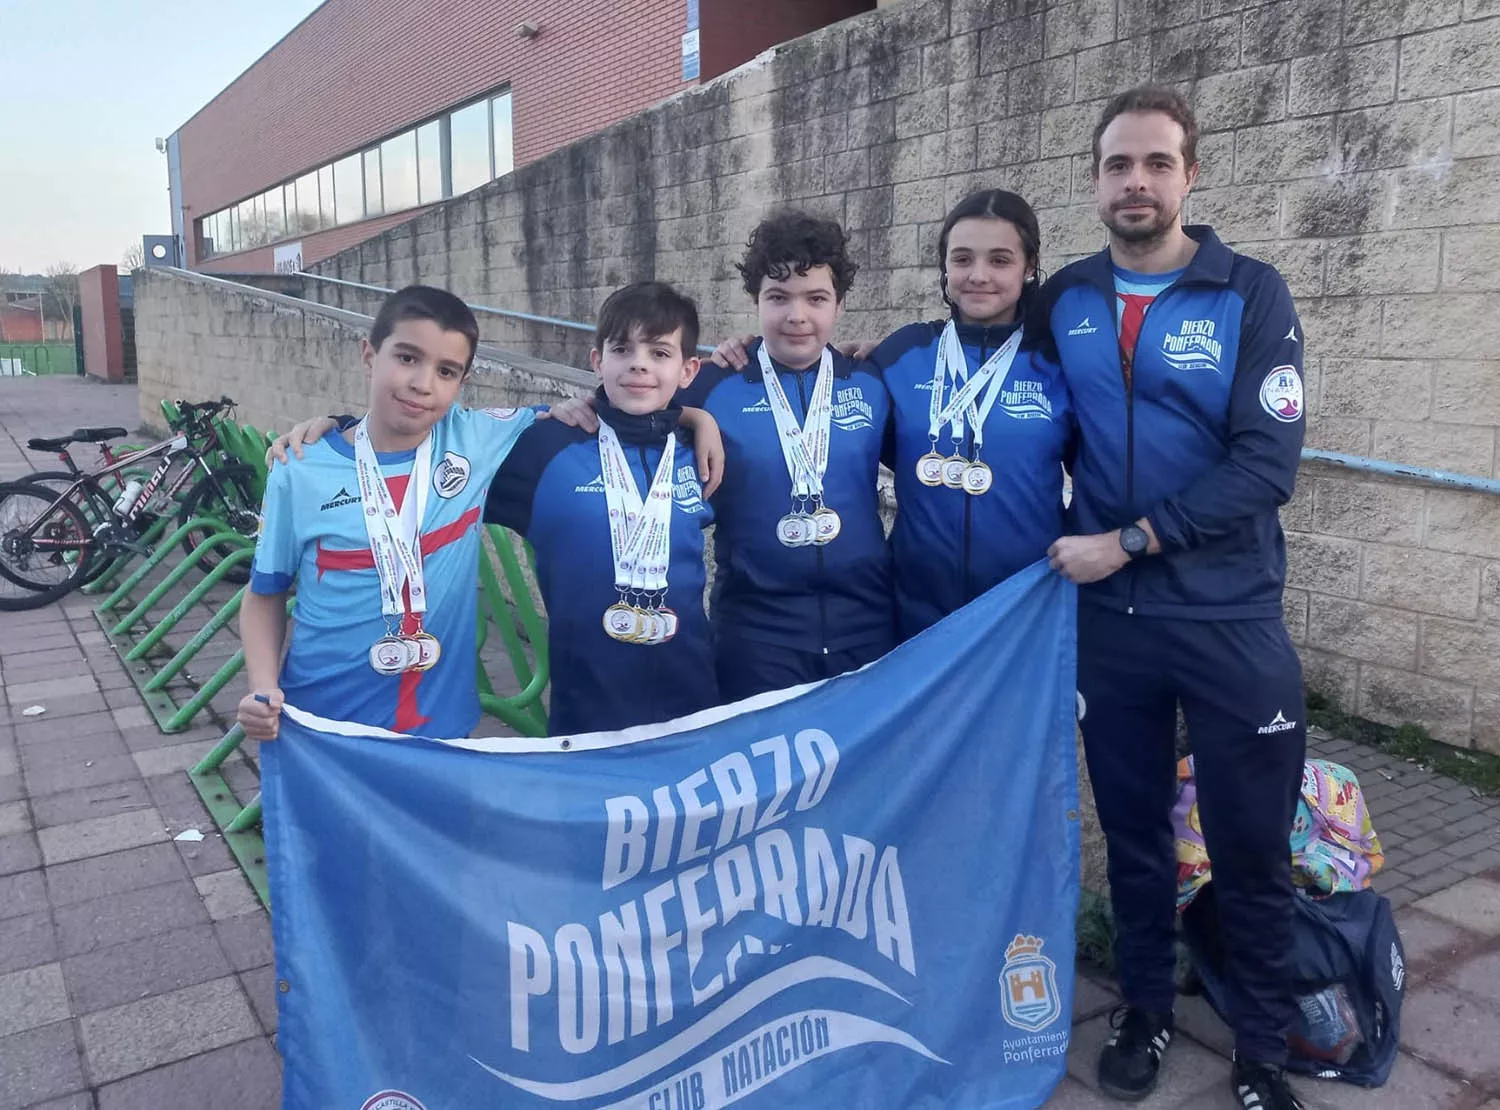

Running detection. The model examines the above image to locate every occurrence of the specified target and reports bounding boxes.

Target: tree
[42,263,79,331]
[121,243,144,272]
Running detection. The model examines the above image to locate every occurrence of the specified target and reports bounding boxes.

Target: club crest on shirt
[674,464,706,513]
[996,379,1055,421]
[1259,365,1303,423]
[831,385,874,431]
[433,452,471,498]
[1161,318,1223,373]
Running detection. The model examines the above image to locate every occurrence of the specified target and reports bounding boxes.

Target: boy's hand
[679,408,725,497]
[710,335,757,370]
[266,417,340,466]
[549,395,600,433]
[835,339,878,361]
[238,689,285,741]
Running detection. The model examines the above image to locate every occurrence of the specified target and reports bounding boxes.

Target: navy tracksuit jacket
[1044,226,1308,1065]
[677,341,895,700]
[483,396,718,736]
[869,318,1073,640]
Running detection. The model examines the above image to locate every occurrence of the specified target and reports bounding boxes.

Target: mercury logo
[574,473,605,494]
[1257,711,1297,734]
[1067,317,1098,336]
[319,486,359,512]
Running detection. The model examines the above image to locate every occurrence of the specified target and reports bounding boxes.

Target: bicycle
[0,399,261,609]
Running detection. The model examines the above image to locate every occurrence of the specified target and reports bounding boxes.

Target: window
[381,130,419,212]
[417,119,443,205]
[193,85,515,263]
[492,90,514,178]
[363,148,383,217]
[316,165,336,229]
[450,98,491,196]
[262,187,286,242]
[333,154,363,225]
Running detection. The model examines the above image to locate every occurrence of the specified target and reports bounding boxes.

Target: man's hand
[237,688,285,741]
[549,395,600,432]
[679,407,725,497]
[1048,533,1129,585]
[267,417,340,466]
[710,335,757,370]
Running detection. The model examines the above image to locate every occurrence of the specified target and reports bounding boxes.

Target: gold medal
[916,451,945,487]
[962,461,993,496]
[940,455,969,489]
[603,602,638,642]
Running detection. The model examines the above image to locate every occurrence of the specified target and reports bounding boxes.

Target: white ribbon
[598,420,676,597]
[353,420,432,621]
[758,345,834,503]
[927,322,1024,455]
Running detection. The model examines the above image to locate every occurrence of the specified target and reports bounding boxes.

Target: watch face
[1121,526,1148,556]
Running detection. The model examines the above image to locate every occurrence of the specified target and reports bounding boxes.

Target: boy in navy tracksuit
[485,283,718,734]
[1044,88,1308,1110]
[554,213,894,701]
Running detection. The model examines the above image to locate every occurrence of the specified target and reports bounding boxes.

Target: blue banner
[263,560,1080,1110]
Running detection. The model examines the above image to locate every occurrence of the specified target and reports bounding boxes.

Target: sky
[0,0,323,274]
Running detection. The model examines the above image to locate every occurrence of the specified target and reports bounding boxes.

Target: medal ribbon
[930,323,1025,455]
[758,345,834,503]
[598,421,676,597]
[353,420,432,622]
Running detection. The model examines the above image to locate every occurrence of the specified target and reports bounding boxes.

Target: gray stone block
[29,778,154,829]
[95,1037,282,1110]
[194,870,261,922]
[213,912,274,974]
[79,976,261,1084]
[0,964,69,1038]
[0,832,40,877]
[21,754,141,797]
[0,869,45,921]
[240,965,279,1035]
[0,1021,86,1110]
[0,910,57,977]
[1414,877,1500,936]
[63,923,233,1015]
[54,879,209,958]
[37,808,167,866]
[45,842,185,907]
[1399,984,1500,1081]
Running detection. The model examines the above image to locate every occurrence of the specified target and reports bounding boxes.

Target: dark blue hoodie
[483,394,718,735]
[677,340,894,655]
[1041,226,1306,619]
[869,318,1073,640]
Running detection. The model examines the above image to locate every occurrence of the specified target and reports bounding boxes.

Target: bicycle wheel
[15,472,120,585]
[0,483,93,609]
[177,464,261,584]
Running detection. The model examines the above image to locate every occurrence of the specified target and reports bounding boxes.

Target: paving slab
[0,800,27,837]
[44,842,187,907]
[1396,907,1485,973]
[63,923,233,1016]
[194,869,261,922]
[131,740,213,779]
[0,830,41,875]
[1451,949,1500,1008]
[0,963,70,1038]
[29,778,155,828]
[37,808,167,866]
[79,976,261,1084]
[94,1037,282,1110]
[0,1020,88,1110]
[21,754,142,797]
[54,879,210,958]
[1399,983,1500,1083]
[0,910,58,976]
[213,912,275,975]
[0,868,47,920]
[1414,877,1500,937]
[239,965,279,1035]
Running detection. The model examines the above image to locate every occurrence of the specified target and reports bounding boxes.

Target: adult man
[1043,87,1308,1110]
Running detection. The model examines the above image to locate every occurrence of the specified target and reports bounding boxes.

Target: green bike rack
[477,526,550,736]
[94,517,259,732]
[189,724,270,906]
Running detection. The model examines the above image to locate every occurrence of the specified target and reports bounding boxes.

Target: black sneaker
[1232,1055,1307,1109]
[1096,1005,1174,1101]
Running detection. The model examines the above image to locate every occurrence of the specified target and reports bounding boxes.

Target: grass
[1305,689,1500,797]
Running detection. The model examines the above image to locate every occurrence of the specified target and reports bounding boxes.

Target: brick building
[170,0,873,274]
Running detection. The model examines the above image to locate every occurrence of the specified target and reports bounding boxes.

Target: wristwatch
[1119,524,1149,560]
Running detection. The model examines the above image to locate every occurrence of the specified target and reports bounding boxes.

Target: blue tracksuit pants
[1077,601,1307,1066]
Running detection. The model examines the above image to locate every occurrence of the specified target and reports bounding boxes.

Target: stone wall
[164,0,1500,749]
[132,268,593,436]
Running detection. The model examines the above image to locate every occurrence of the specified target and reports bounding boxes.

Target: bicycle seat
[27,436,74,452]
[71,426,129,443]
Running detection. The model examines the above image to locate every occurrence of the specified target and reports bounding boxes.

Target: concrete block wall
[152,0,1500,749]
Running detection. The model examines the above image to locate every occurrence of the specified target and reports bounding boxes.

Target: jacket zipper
[793,371,830,656]
[637,443,660,699]
[1115,286,1176,616]
[960,329,986,604]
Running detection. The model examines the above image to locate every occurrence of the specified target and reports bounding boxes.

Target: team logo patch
[996,379,1054,421]
[361,1092,427,1110]
[1259,365,1303,423]
[574,473,605,494]
[831,385,874,431]
[481,406,522,421]
[1000,934,1061,1032]
[1067,317,1098,336]
[673,464,706,513]
[1161,318,1223,373]
[433,452,471,498]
